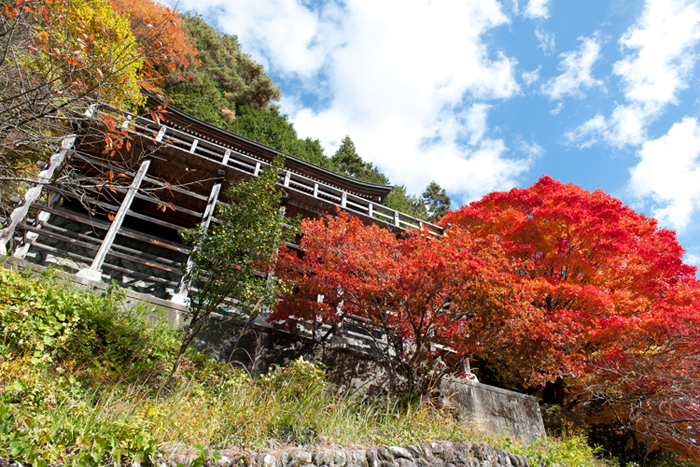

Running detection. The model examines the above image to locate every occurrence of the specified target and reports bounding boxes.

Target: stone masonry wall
[164,441,555,467]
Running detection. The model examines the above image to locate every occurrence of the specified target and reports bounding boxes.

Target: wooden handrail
[99,105,444,236]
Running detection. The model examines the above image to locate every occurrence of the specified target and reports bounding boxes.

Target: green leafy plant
[166,156,298,387]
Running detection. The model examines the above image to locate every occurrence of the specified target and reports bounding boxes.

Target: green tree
[166,157,297,386]
[383,185,429,220]
[330,136,388,185]
[422,181,451,222]
[164,13,280,112]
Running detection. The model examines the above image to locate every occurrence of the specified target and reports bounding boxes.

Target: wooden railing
[101,105,444,236]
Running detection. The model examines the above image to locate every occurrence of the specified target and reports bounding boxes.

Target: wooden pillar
[13,192,62,259]
[0,136,76,255]
[0,104,96,256]
[76,159,151,282]
[171,183,221,305]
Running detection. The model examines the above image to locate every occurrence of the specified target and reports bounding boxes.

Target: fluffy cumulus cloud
[169,0,532,203]
[524,0,551,19]
[541,34,604,100]
[629,118,700,231]
[569,0,700,147]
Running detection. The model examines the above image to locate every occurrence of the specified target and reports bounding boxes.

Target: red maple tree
[443,176,700,463]
[271,211,524,396]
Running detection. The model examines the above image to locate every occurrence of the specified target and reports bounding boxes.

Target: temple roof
[147,95,394,203]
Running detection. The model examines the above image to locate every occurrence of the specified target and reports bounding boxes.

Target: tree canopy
[271,211,518,396]
[168,158,297,385]
[0,0,145,212]
[272,176,700,463]
[111,0,197,84]
[443,176,700,464]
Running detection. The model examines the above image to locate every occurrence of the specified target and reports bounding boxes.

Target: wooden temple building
[0,99,443,304]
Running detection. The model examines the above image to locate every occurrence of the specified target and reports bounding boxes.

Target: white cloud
[163,0,534,203]
[569,0,700,147]
[550,102,564,115]
[524,0,551,19]
[535,27,555,55]
[174,0,527,203]
[685,252,700,268]
[522,66,541,85]
[565,113,607,148]
[542,34,604,100]
[463,103,492,146]
[615,0,700,111]
[629,117,700,231]
[516,138,544,159]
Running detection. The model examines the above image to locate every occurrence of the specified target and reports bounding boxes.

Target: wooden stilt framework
[3,101,443,303]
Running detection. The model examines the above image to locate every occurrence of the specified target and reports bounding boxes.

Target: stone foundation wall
[164,441,554,467]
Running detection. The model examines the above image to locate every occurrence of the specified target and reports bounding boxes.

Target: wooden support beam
[189,139,198,153]
[0,135,76,255]
[13,192,61,259]
[172,183,221,305]
[222,149,231,165]
[77,159,151,282]
[33,203,190,254]
[155,125,166,142]
[341,192,347,208]
[394,210,400,227]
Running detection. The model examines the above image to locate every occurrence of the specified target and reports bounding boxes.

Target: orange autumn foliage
[275,176,700,460]
[111,0,196,85]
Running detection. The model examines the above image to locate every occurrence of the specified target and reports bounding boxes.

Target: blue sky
[167,0,700,268]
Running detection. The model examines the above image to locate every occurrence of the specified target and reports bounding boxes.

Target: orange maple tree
[110,0,196,85]
[271,211,525,395]
[443,176,700,463]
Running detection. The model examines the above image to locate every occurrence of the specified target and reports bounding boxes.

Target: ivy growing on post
[166,157,298,387]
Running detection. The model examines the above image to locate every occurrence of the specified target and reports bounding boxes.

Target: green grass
[0,267,606,467]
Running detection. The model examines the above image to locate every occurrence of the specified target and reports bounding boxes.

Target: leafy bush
[0,268,177,376]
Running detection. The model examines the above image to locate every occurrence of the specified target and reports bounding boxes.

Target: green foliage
[168,157,299,384]
[0,266,603,466]
[228,105,330,167]
[493,435,603,467]
[168,13,280,111]
[422,181,451,222]
[0,269,175,373]
[0,267,178,466]
[384,184,429,220]
[181,157,298,320]
[330,136,388,185]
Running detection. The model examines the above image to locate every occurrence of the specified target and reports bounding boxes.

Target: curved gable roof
[147,95,393,203]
